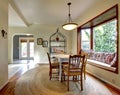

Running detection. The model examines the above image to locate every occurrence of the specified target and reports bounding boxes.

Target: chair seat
[63,67,82,76]
[62,62,68,65]
[51,62,59,68]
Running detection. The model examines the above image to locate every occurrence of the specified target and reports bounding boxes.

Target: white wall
[8,25,72,64]
[72,0,120,88]
[0,0,8,89]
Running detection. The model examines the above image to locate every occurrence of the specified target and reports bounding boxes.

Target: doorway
[19,37,34,60]
[9,35,34,79]
[13,35,34,62]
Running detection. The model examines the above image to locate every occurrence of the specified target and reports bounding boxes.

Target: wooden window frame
[77,5,119,74]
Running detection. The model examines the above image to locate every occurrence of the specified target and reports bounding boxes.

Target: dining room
[0,0,120,95]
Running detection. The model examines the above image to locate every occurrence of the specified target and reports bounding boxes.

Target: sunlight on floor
[8,60,37,79]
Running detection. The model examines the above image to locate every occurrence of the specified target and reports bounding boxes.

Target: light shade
[62,23,78,30]
[62,2,78,31]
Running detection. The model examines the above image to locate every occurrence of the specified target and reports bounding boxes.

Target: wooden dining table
[51,54,69,81]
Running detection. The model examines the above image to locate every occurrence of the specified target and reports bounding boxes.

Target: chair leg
[72,76,74,80]
[84,72,86,80]
[67,75,69,91]
[64,74,65,81]
[81,75,83,91]
[84,67,86,80]
[61,70,66,82]
[49,70,50,80]
[61,72,63,82]
[49,69,52,80]
[73,75,78,81]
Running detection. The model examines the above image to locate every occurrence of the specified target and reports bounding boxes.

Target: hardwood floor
[0,64,120,95]
[0,69,23,95]
[0,62,35,95]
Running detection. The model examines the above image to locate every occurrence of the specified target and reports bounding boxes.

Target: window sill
[87,59,116,72]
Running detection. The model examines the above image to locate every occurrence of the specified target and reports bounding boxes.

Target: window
[77,5,118,73]
[93,19,117,52]
[81,29,91,50]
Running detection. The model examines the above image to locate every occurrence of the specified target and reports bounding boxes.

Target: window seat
[80,50,117,72]
[87,59,116,72]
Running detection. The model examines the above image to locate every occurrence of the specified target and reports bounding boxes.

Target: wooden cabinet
[49,28,66,54]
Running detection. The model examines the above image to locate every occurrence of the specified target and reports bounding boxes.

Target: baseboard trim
[86,71,120,93]
[0,80,9,91]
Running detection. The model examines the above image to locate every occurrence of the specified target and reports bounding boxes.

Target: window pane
[81,29,90,50]
[93,19,117,52]
[21,42,27,57]
[29,42,34,57]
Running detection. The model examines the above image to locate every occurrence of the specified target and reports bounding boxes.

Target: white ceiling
[9,0,100,27]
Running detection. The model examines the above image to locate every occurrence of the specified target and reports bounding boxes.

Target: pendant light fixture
[62,2,78,31]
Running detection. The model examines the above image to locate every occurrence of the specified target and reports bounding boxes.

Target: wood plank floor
[0,64,120,95]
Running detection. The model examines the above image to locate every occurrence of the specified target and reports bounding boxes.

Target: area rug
[14,65,112,95]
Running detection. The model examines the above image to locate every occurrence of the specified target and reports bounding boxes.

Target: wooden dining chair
[47,52,59,80]
[61,62,68,81]
[62,54,85,91]
[79,50,88,80]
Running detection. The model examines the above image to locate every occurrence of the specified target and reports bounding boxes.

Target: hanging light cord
[68,2,72,23]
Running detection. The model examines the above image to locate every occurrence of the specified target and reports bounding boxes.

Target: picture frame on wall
[37,38,43,45]
[42,40,48,47]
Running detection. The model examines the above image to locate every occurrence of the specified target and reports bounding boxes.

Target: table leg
[59,61,62,81]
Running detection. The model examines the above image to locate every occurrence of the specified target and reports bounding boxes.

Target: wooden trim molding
[0,81,9,90]
[77,27,81,54]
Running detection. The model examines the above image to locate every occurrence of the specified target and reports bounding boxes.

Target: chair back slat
[68,55,85,71]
